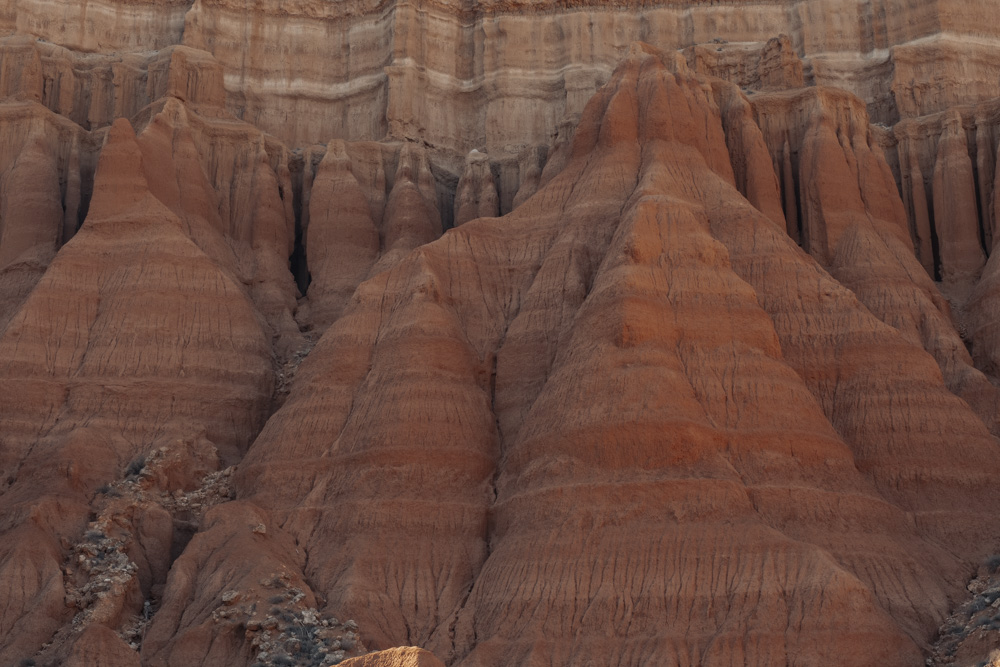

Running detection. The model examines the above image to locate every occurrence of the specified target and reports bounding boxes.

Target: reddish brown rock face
[3,2,1000,667]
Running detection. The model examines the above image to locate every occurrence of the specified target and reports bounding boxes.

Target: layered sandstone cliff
[3,1,1000,666]
[6,0,1000,189]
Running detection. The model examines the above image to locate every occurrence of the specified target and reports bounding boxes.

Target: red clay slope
[210,45,1000,666]
[2,41,1000,667]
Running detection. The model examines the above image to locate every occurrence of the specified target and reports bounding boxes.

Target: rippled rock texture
[3,1,1000,666]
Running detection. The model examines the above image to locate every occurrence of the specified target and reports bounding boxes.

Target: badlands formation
[3,0,1000,665]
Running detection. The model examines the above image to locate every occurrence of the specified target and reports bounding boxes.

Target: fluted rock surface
[0,60,310,665]
[0,98,98,331]
[9,0,1000,242]
[26,44,991,667]
[171,0,1000,158]
[303,139,443,332]
[5,0,1000,665]
[0,117,274,664]
[453,150,499,227]
[7,0,1000,182]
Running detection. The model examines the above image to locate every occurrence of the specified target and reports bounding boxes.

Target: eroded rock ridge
[2,2,1000,667]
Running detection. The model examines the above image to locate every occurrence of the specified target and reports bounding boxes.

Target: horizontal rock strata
[3,1,1000,667]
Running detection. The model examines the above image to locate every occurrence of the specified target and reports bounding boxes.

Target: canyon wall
[6,0,1000,157]
[2,1,1000,666]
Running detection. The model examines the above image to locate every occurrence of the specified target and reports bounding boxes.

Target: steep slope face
[302,139,444,332]
[454,150,499,227]
[891,101,1000,396]
[0,118,274,664]
[0,36,227,132]
[750,86,1000,432]
[4,0,1000,664]
[7,0,1000,190]
[0,38,300,349]
[118,45,1000,667]
[8,0,1000,252]
[0,72,323,662]
[0,99,98,331]
[172,0,1000,155]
